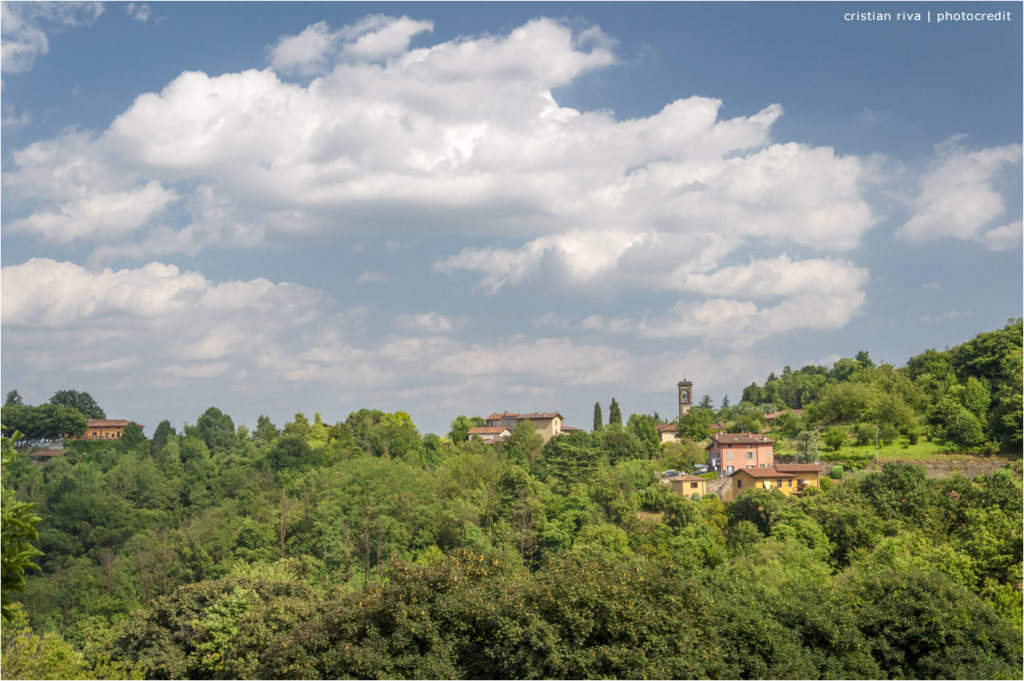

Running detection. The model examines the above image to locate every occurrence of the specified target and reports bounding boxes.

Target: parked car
[660,469,681,478]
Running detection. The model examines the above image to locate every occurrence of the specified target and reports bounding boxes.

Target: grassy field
[774,436,1020,465]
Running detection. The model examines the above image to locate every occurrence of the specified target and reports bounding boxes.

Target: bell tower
[678,379,693,416]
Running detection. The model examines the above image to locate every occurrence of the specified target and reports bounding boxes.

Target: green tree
[501,420,544,467]
[608,398,622,426]
[253,415,279,447]
[592,402,602,431]
[2,433,43,623]
[49,390,105,420]
[850,566,1021,679]
[1,404,87,441]
[675,406,713,442]
[150,420,175,454]
[626,413,659,457]
[448,415,476,443]
[195,407,236,455]
[822,427,846,452]
[794,431,820,463]
[4,390,24,406]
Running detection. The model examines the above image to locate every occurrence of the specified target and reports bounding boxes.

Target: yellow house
[725,464,823,501]
[76,419,137,440]
[773,463,823,494]
[662,474,708,497]
[726,468,796,501]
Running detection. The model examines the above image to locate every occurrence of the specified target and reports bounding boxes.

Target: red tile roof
[656,424,678,433]
[666,474,707,483]
[486,411,563,421]
[774,463,822,474]
[469,426,510,435]
[730,467,794,479]
[711,433,775,445]
[86,419,134,427]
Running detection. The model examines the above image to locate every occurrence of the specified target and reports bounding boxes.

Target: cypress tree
[609,398,622,426]
[593,402,603,431]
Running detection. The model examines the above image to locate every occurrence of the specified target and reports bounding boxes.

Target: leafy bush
[830,465,844,479]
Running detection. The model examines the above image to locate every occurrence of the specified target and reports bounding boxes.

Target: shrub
[830,465,844,479]
[690,493,701,502]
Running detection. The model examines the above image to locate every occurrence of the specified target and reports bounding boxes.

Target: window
[727,451,733,459]
[737,479,743,488]
[787,479,792,487]
[746,464,753,469]
[760,463,765,468]
[746,451,753,459]
[690,482,698,489]
[726,466,734,474]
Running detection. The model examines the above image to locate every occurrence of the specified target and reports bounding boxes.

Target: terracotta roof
[656,424,678,433]
[666,474,707,483]
[86,419,134,427]
[774,463,822,473]
[469,426,510,435]
[730,467,794,479]
[486,411,563,421]
[561,425,582,432]
[711,433,775,445]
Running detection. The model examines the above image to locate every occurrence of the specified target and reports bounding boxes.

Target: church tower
[678,379,693,416]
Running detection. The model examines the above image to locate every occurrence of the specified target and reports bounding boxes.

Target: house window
[746,464,753,469]
[760,463,765,468]
[737,479,743,488]
[690,482,698,489]
[726,466,734,474]
[727,452,733,459]
[787,479,792,487]
[746,451,753,459]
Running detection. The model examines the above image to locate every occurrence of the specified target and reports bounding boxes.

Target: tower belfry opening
[678,379,693,416]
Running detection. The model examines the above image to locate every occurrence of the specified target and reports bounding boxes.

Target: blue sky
[2,1,1021,436]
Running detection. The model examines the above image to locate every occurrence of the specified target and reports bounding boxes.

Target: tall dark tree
[195,406,236,454]
[592,402,603,431]
[150,420,175,454]
[4,390,23,407]
[48,389,105,419]
[699,394,714,409]
[608,398,622,426]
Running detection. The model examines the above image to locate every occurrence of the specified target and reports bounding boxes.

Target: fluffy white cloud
[3,15,875,271]
[6,181,179,243]
[395,312,460,334]
[1,1,104,74]
[978,220,1022,252]
[896,138,1022,245]
[1,258,322,331]
[268,15,434,76]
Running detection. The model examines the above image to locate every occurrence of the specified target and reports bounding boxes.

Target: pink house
[707,433,775,475]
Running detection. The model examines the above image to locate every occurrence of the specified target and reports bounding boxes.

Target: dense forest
[2,321,1021,679]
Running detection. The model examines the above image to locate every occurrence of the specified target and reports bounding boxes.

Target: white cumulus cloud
[896,138,1022,245]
